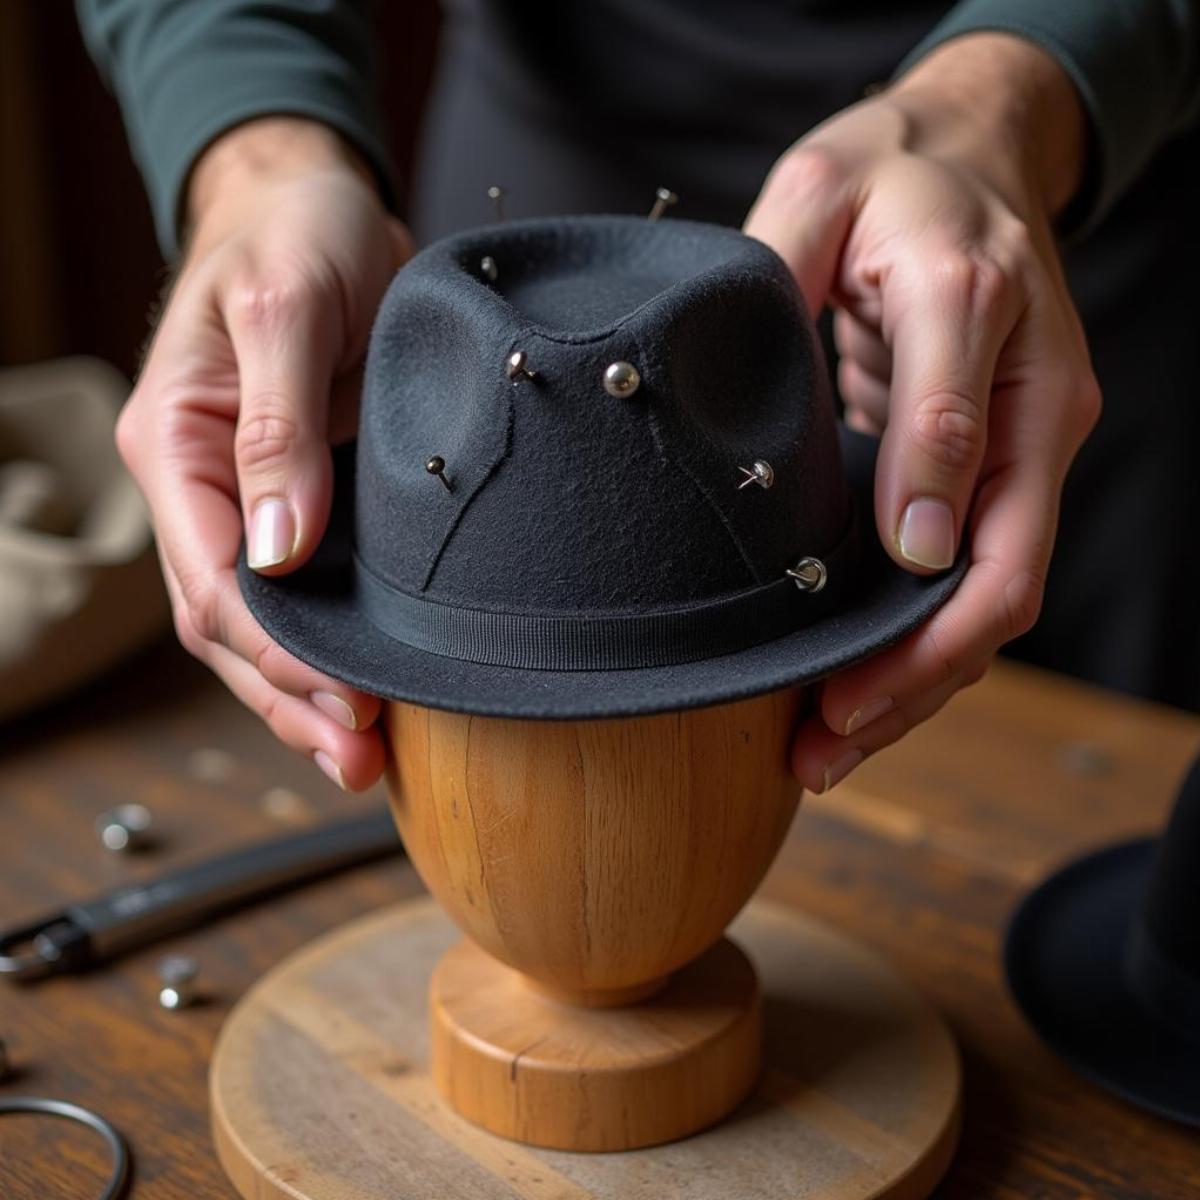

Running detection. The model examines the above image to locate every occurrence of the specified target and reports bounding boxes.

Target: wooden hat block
[211,688,962,1198]
[387,688,803,1151]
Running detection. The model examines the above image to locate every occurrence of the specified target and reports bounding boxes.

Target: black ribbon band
[353,514,858,672]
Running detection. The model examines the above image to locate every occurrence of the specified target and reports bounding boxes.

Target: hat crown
[355,216,849,618]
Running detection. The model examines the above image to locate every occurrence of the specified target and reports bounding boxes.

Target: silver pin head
[96,803,154,853]
[157,954,199,1010]
[425,455,453,492]
[786,557,828,593]
[648,187,678,221]
[737,460,775,490]
[602,361,641,398]
[486,185,507,222]
[505,350,538,383]
[480,255,498,282]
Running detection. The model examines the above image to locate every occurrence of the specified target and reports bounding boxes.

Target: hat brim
[238,426,967,719]
[1005,838,1200,1127]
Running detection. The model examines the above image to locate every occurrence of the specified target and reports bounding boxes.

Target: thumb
[225,278,338,574]
[743,147,855,318]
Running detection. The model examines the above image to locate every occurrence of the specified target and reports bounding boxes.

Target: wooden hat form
[386,688,803,1151]
[210,686,961,1199]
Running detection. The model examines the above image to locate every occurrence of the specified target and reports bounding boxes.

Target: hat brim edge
[1004,838,1200,1128]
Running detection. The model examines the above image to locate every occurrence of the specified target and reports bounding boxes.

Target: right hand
[117,118,411,790]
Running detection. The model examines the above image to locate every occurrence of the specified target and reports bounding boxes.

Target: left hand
[744,33,1102,793]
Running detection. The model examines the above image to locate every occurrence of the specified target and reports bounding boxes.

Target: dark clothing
[77,0,1200,710]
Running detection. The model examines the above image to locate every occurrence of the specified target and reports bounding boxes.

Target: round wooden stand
[211,896,961,1200]
[430,934,762,1150]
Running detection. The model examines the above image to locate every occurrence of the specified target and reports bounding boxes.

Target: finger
[744,146,855,317]
[225,274,340,575]
[160,545,380,732]
[875,250,1020,574]
[204,638,386,791]
[791,656,990,793]
[833,308,891,382]
[817,415,1064,738]
[837,358,890,430]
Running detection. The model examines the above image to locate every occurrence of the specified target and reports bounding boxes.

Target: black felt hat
[239,215,966,719]
[1006,749,1200,1125]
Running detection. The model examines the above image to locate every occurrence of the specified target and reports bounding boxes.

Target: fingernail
[248,497,296,570]
[845,696,893,735]
[897,497,955,569]
[313,750,346,790]
[822,748,864,793]
[312,690,358,731]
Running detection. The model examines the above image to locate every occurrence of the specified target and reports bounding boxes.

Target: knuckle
[907,393,985,475]
[178,573,224,647]
[235,403,303,475]
[919,622,957,689]
[114,400,142,468]
[929,251,1011,316]
[771,145,848,203]
[1000,567,1046,642]
[229,274,317,331]
[171,605,205,658]
[1072,372,1103,434]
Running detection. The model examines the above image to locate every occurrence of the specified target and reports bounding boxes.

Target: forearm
[76,0,396,258]
[896,0,1200,233]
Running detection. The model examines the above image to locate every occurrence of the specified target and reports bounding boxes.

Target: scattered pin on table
[737,460,775,490]
[487,185,507,222]
[786,556,827,594]
[425,455,453,492]
[505,350,538,383]
[480,255,498,282]
[648,187,678,221]
[157,955,200,1011]
[96,803,154,853]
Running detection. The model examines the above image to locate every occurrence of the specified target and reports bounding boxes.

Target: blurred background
[0,1,439,376]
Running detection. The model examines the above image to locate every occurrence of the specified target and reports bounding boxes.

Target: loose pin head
[96,803,154,853]
[505,350,538,383]
[425,455,453,492]
[648,187,678,221]
[737,460,775,490]
[480,255,498,282]
[602,361,641,398]
[487,185,507,222]
[157,954,200,1010]
[786,557,828,594]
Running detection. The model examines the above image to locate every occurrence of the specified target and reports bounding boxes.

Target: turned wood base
[211,896,961,1200]
[430,935,762,1150]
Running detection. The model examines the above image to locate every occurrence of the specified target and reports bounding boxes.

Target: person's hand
[117,117,411,790]
[744,33,1102,793]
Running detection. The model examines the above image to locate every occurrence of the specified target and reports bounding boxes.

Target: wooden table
[1,643,1197,1198]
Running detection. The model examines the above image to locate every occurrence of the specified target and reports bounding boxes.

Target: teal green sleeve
[897,0,1200,234]
[75,0,396,257]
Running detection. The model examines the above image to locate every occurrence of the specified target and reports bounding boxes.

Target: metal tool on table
[0,810,401,981]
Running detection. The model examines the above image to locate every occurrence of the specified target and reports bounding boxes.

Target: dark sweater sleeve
[897,0,1200,233]
[76,0,397,257]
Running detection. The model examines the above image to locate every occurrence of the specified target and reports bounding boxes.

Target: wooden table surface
[1,642,1197,1198]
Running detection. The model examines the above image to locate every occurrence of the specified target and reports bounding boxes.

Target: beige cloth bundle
[0,357,168,721]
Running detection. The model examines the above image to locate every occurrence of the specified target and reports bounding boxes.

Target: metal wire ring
[0,1095,130,1200]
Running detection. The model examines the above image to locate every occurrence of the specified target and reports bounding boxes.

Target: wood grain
[384,690,802,999]
[209,896,961,1198]
[1,644,1198,1198]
